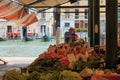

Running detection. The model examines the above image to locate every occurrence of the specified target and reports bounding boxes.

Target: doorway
[41,25,46,36]
[7,25,12,39]
[7,25,12,33]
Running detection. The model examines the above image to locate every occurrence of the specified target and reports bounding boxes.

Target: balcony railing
[61,15,88,20]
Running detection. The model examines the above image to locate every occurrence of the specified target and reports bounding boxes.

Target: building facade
[1,0,120,43]
[60,0,89,39]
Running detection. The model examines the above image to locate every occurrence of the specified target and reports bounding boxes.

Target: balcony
[61,15,88,20]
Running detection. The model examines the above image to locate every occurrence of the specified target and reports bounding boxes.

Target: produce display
[27,39,103,72]
[59,70,82,80]
[3,39,120,80]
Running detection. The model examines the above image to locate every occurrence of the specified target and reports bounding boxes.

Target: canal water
[0,39,63,57]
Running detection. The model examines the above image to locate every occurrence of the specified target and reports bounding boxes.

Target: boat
[41,35,52,42]
[0,37,6,41]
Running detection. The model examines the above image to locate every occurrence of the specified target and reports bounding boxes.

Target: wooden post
[88,0,94,47]
[93,0,100,46]
[106,0,118,68]
[53,8,60,36]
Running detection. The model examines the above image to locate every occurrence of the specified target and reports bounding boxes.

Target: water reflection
[0,39,60,57]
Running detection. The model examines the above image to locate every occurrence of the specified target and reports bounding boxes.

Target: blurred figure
[42,34,52,42]
[64,27,73,43]
[43,34,47,41]
[64,27,78,43]
[70,28,78,42]
[101,32,105,45]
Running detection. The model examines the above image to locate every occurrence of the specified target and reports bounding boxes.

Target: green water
[0,39,63,57]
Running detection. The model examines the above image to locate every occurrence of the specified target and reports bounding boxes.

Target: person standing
[70,28,78,42]
[64,27,73,43]
[64,27,78,43]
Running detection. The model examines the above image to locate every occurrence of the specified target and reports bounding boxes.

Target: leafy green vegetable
[27,71,40,80]
[3,69,24,80]
[59,70,83,80]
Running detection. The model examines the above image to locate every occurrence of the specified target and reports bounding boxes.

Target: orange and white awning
[0,0,38,27]
[16,0,69,11]
[15,12,38,27]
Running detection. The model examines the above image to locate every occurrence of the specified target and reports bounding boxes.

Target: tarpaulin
[0,0,38,27]
[15,12,38,27]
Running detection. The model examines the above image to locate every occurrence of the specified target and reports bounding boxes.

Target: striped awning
[0,0,76,26]
[16,0,70,12]
[0,0,38,27]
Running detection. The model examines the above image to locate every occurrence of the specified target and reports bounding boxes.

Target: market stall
[2,39,120,80]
